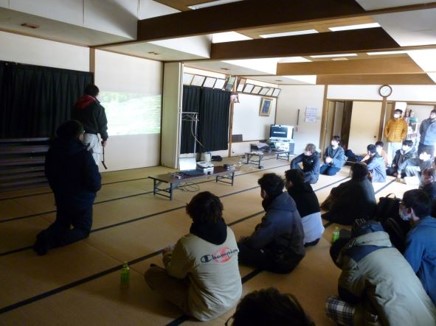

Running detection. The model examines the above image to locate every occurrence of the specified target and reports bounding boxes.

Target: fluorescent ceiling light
[329,23,380,32]
[332,58,349,61]
[278,57,311,63]
[367,50,408,56]
[223,58,279,74]
[260,29,318,38]
[188,0,242,10]
[310,53,357,58]
[212,32,252,43]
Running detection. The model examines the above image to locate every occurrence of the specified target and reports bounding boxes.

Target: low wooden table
[245,150,291,168]
[148,166,235,200]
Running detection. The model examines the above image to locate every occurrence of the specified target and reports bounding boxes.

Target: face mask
[399,208,411,221]
[394,114,400,119]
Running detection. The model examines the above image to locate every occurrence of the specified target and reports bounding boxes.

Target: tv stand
[268,138,294,154]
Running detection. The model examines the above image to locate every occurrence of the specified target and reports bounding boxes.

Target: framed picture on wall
[259,97,273,116]
[203,76,217,88]
[224,76,237,91]
[191,75,206,86]
[214,78,226,89]
[272,88,281,97]
[243,83,254,93]
[237,78,246,92]
[259,87,270,95]
[183,73,194,85]
[251,85,262,94]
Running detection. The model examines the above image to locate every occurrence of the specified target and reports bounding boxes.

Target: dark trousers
[320,164,340,176]
[38,201,93,249]
[238,241,303,274]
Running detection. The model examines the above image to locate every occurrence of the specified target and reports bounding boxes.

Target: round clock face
[379,85,392,97]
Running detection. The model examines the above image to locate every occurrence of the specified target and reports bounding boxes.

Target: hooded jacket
[290,152,320,184]
[72,95,108,140]
[337,231,436,326]
[404,216,436,305]
[244,192,305,270]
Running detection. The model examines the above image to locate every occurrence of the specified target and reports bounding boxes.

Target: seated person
[321,163,376,225]
[363,144,387,183]
[361,141,388,166]
[290,143,320,184]
[420,167,436,200]
[398,151,433,180]
[230,287,314,326]
[285,169,324,246]
[386,139,415,177]
[144,191,242,321]
[326,220,436,326]
[238,173,305,274]
[402,189,436,305]
[320,135,346,176]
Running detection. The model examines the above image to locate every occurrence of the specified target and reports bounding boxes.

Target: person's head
[367,144,377,156]
[401,189,431,223]
[229,287,314,326]
[409,109,415,117]
[375,141,384,155]
[84,84,99,97]
[429,109,436,120]
[393,109,403,119]
[331,135,341,148]
[284,169,305,189]
[186,191,223,224]
[421,168,435,186]
[304,143,316,156]
[350,162,369,181]
[402,139,413,151]
[56,120,84,140]
[419,151,432,161]
[258,173,284,199]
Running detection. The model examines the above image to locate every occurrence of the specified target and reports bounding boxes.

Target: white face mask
[399,208,411,221]
[394,113,400,119]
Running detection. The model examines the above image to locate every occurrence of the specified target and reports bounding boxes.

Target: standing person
[33,120,101,255]
[290,143,320,184]
[321,163,376,225]
[319,135,346,176]
[238,173,305,274]
[285,169,324,247]
[144,191,242,322]
[402,189,436,305]
[418,109,436,156]
[72,83,108,166]
[364,144,387,183]
[384,109,408,164]
[325,220,436,325]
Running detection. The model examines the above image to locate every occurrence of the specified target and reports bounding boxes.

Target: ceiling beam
[277,57,423,76]
[211,28,399,60]
[316,74,435,85]
[137,0,365,41]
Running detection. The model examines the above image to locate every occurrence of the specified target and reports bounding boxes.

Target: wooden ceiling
[146,0,436,85]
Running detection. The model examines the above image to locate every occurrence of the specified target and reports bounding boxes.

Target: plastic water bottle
[331,227,340,243]
[120,262,130,287]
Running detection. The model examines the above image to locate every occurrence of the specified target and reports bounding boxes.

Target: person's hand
[325,157,332,164]
[101,140,107,147]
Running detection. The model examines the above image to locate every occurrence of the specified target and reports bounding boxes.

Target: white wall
[277,85,325,154]
[0,31,89,71]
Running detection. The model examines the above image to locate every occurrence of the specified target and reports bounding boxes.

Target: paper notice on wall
[305,107,318,123]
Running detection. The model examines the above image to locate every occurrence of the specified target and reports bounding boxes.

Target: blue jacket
[45,137,101,207]
[366,155,387,183]
[323,146,346,168]
[419,118,436,146]
[404,216,436,305]
[245,192,305,266]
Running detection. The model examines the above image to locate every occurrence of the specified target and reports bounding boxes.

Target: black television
[269,124,293,140]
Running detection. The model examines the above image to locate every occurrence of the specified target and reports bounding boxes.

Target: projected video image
[100,92,161,136]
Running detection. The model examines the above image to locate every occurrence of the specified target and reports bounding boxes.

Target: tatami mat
[0,157,417,325]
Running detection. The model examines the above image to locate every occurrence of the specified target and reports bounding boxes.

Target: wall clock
[379,85,392,97]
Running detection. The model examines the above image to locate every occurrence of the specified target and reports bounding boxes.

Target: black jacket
[72,95,108,140]
[290,152,320,184]
[45,137,101,206]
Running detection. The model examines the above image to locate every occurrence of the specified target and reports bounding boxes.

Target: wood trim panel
[316,73,434,85]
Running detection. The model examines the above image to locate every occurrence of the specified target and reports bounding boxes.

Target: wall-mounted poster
[259,98,273,116]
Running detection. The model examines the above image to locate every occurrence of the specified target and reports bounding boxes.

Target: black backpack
[374,193,401,222]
